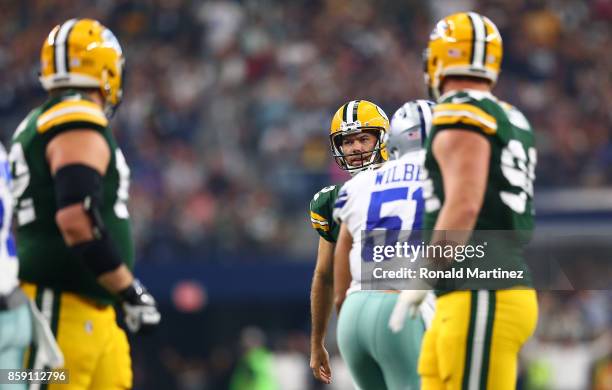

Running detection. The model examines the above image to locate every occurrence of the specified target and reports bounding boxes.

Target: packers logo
[375,105,389,122]
[430,20,449,40]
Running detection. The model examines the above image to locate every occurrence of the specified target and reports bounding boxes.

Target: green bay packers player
[309,100,388,384]
[10,19,160,389]
[403,12,538,389]
[333,100,435,390]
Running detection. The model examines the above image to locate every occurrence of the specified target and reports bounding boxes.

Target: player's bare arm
[309,236,334,384]
[48,129,110,246]
[333,223,352,313]
[433,129,490,229]
[47,128,134,293]
[430,129,490,250]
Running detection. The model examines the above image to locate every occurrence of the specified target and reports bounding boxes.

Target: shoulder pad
[433,92,497,134]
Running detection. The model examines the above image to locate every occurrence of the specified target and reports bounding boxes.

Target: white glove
[29,300,64,368]
[388,290,428,333]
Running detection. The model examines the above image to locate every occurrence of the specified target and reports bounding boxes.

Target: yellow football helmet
[424,12,502,99]
[40,19,125,117]
[329,100,389,173]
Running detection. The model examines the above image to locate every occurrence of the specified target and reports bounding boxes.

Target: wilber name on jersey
[333,151,424,294]
[373,158,422,186]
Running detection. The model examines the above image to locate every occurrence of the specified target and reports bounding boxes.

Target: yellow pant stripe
[463,290,496,390]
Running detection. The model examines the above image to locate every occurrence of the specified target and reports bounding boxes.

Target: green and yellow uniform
[309,185,341,243]
[419,90,538,390]
[11,90,133,389]
[424,90,535,292]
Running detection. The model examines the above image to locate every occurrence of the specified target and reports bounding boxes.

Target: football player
[332,100,434,389]
[309,100,388,384]
[10,19,160,389]
[403,12,538,389]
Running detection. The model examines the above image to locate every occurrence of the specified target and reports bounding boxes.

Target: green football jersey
[10,90,134,305]
[423,90,536,291]
[309,185,341,243]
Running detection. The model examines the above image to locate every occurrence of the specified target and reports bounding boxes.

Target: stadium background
[0,0,611,388]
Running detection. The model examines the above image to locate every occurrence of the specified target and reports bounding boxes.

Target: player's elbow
[314,267,333,286]
[446,194,482,222]
[55,205,94,246]
[456,201,481,222]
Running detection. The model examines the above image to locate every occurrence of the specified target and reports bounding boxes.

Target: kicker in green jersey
[423,90,536,291]
[309,185,341,243]
[10,90,134,305]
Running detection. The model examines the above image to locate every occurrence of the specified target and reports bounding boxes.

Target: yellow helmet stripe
[54,19,78,74]
[468,12,486,69]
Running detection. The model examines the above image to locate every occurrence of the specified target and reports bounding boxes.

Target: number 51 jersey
[10,90,134,305]
[333,152,424,294]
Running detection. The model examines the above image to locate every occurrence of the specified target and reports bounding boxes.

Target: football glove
[388,290,428,333]
[119,279,161,333]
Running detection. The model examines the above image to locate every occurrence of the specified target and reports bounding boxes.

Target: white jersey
[334,151,425,294]
[0,143,18,295]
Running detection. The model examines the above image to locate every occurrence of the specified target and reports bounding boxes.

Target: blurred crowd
[0,0,611,259]
[1,2,610,389]
[134,291,611,390]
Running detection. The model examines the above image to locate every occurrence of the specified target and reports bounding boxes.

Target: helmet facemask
[101,56,125,118]
[423,48,443,101]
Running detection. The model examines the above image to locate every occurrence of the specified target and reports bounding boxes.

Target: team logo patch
[431,20,450,40]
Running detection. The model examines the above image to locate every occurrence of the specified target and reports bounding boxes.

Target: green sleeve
[308,185,340,243]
